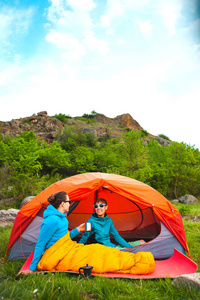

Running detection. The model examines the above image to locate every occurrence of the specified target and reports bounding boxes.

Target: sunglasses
[93,203,106,209]
[63,200,71,204]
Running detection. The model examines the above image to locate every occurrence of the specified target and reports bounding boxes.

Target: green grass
[0,207,200,300]
[174,203,200,217]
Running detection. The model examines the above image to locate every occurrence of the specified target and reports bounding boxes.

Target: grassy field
[0,203,200,300]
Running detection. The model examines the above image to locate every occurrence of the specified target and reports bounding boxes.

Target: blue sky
[0,0,200,149]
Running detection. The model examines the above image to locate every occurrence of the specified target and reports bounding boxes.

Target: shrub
[158,134,170,141]
[86,119,96,124]
[125,127,131,132]
[82,110,104,119]
[141,129,149,137]
[54,113,68,123]
[179,205,191,216]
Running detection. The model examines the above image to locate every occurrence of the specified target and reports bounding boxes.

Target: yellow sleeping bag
[37,231,155,275]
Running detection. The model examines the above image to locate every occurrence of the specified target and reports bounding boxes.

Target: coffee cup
[79,264,93,277]
[85,222,91,231]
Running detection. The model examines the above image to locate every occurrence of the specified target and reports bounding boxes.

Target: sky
[0,0,200,150]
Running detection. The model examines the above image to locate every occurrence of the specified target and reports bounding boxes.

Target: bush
[86,119,96,124]
[54,113,68,123]
[124,127,131,132]
[158,134,170,141]
[141,129,149,137]
[82,110,104,119]
[179,205,191,216]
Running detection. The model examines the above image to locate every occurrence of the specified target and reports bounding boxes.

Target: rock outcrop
[0,111,65,143]
[114,113,143,130]
[0,111,173,147]
[0,208,19,227]
[0,111,144,143]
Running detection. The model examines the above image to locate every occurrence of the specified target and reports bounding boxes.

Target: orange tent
[7,172,189,260]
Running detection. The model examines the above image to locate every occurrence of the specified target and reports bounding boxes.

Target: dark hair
[47,191,67,209]
[94,198,107,205]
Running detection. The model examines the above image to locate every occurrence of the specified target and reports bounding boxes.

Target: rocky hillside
[0,111,170,146]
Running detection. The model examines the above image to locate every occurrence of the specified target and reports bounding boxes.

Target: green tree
[38,141,71,175]
[56,126,97,151]
[115,130,152,182]
[147,139,172,195]
[93,141,119,173]
[166,142,200,198]
[0,132,42,198]
[148,140,200,198]
[68,146,95,174]
[0,132,41,175]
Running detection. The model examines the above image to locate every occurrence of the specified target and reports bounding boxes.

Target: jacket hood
[43,204,67,219]
[91,212,108,220]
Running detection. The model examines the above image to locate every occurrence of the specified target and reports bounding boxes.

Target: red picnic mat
[18,249,197,279]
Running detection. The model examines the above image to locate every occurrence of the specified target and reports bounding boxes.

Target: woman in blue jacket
[79,198,145,248]
[24,191,85,274]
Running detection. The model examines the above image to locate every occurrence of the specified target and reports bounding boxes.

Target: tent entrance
[68,204,161,244]
[67,186,161,244]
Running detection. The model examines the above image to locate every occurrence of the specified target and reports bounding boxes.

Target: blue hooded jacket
[29,204,79,271]
[79,212,134,248]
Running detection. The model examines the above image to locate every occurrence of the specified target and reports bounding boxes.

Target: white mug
[85,222,91,231]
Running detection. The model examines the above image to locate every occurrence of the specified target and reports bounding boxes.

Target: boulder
[20,196,35,208]
[10,120,20,127]
[98,127,109,136]
[20,122,31,130]
[173,273,200,290]
[79,128,97,137]
[171,199,179,204]
[178,194,199,205]
[29,114,37,122]
[0,208,19,227]
[114,113,143,130]
[37,111,48,117]
[156,137,170,146]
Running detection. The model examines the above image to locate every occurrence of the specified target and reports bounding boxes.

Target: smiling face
[94,201,108,218]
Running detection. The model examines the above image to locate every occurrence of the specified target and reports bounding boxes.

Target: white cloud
[117,39,124,45]
[46,0,106,59]
[45,29,85,60]
[67,0,95,11]
[100,0,151,28]
[193,44,200,53]
[47,0,95,29]
[100,0,123,28]
[83,31,109,55]
[138,20,153,36]
[106,28,114,35]
[0,6,33,41]
[85,65,101,71]
[159,2,181,35]
[0,68,13,86]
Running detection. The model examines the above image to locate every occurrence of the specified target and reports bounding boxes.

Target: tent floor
[18,249,197,279]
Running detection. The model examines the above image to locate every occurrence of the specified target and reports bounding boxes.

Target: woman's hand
[140,240,146,245]
[21,269,35,275]
[78,223,85,232]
